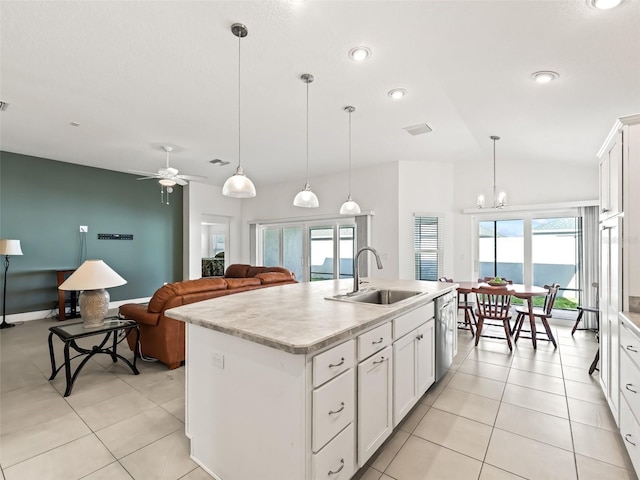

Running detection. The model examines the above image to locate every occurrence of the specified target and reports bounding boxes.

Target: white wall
[451,157,599,281]
[240,162,400,277]
[184,182,243,279]
[398,161,455,280]
[185,156,598,284]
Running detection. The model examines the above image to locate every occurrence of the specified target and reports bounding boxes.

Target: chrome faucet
[352,246,384,294]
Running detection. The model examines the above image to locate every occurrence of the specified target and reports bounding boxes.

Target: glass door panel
[263,229,281,267]
[310,227,334,281]
[532,217,579,309]
[496,220,524,283]
[478,221,496,280]
[283,227,303,281]
[339,227,355,278]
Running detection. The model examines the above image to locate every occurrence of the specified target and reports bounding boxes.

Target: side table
[48,318,140,396]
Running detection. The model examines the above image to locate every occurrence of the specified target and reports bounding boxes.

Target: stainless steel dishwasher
[434,290,457,382]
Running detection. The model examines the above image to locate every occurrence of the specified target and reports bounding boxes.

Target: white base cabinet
[185,299,438,480]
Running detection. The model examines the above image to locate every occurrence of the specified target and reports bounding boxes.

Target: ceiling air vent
[0,101,9,111]
[404,123,433,136]
[210,159,231,166]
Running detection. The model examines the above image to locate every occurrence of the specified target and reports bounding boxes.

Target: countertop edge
[620,311,640,337]
[166,281,457,355]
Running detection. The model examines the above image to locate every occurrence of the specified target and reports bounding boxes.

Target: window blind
[414,216,443,281]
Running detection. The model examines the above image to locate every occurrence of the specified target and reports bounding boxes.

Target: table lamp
[58,259,127,328]
[0,239,23,330]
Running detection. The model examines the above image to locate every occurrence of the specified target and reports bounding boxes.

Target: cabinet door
[357,346,393,467]
[393,329,421,427]
[417,319,435,397]
[600,223,611,395]
[599,129,623,220]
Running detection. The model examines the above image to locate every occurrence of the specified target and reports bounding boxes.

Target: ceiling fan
[129,146,207,186]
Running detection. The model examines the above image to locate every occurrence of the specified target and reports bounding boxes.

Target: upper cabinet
[599,128,623,221]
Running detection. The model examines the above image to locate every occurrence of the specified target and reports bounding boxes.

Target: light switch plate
[79,226,88,232]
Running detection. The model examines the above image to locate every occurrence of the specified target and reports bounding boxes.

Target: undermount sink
[328,288,423,306]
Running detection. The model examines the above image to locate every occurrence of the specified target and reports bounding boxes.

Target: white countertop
[165,278,456,354]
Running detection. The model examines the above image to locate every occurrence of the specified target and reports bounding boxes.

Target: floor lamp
[1,239,23,330]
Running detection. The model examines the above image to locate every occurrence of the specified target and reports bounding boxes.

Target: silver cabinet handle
[328,459,345,475]
[627,345,638,353]
[626,384,637,394]
[328,402,345,415]
[416,334,424,340]
[329,357,345,368]
[372,337,384,345]
[602,207,609,213]
[373,356,386,365]
[626,434,636,447]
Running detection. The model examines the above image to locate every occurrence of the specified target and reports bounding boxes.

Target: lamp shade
[222,166,257,198]
[293,182,319,208]
[59,260,127,291]
[0,239,23,256]
[339,196,361,215]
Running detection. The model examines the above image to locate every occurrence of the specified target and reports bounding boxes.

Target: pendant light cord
[238,32,242,169]
[348,108,352,196]
[306,79,309,182]
[492,137,496,207]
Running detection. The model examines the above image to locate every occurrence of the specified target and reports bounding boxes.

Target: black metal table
[48,318,140,396]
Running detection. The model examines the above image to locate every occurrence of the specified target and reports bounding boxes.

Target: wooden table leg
[527,298,537,349]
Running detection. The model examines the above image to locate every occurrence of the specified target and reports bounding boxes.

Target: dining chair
[472,285,513,351]
[512,283,559,348]
[439,277,475,336]
[572,282,599,335]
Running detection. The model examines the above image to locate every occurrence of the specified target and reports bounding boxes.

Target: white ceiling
[1,0,639,188]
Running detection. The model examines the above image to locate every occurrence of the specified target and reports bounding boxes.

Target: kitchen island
[166,278,456,480]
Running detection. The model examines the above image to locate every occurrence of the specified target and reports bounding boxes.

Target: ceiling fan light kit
[223,23,257,199]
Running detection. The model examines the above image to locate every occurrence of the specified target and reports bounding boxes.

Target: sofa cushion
[224,264,251,278]
[225,277,262,288]
[255,272,293,284]
[148,284,180,313]
[246,266,267,278]
[263,267,295,277]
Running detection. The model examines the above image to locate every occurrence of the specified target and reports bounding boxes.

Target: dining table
[455,281,551,349]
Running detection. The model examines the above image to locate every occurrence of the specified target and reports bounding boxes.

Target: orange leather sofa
[119,264,297,369]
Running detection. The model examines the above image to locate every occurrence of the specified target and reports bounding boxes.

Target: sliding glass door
[478,219,524,283]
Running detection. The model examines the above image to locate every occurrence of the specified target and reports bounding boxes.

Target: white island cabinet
[166,278,454,480]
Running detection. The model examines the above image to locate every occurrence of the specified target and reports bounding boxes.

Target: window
[414,216,443,281]
[475,214,581,310]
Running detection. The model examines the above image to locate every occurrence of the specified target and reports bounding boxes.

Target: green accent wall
[0,151,183,315]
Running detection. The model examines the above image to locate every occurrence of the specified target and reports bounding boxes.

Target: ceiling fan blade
[174,178,188,186]
[177,174,207,181]
[127,169,159,176]
[136,176,161,181]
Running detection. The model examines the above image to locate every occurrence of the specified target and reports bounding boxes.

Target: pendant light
[222,23,256,198]
[293,74,319,208]
[340,106,361,215]
[477,135,506,209]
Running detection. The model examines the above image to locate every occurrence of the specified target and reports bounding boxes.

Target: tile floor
[0,316,637,480]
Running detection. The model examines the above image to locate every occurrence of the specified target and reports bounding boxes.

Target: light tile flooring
[0,316,637,480]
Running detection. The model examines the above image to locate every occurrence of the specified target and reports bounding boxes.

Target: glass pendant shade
[293,182,319,208]
[222,166,256,198]
[339,195,361,215]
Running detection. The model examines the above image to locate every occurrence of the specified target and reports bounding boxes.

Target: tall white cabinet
[598,114,640,444]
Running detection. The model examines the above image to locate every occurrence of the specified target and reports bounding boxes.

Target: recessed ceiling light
[348,46,371,62]
[588,0,623,9]
[531,71,559,83]
[388,88,407,100]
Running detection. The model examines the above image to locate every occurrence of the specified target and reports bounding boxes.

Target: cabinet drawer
[312,423,355,480]
[621,348,640,422]
[621,322,640,370]
[358,322,392,362]
[394,302,434,340]
[312,369,355,452]
[620,397,640,474]
[313,340,355,388]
